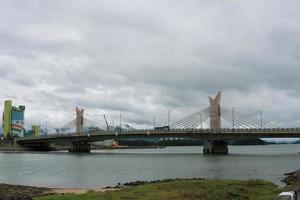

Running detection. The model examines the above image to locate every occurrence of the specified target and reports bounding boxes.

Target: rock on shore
[282,169,300,192]
[0,183,51,200]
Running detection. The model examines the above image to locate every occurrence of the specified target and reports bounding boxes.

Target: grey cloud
[0,0,300,130]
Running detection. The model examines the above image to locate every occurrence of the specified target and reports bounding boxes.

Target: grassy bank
[35,179,281,200]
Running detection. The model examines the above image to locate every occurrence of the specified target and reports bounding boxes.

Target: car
[276,191,297,200]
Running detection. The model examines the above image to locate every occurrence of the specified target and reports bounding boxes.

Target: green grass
[35,179,281,200]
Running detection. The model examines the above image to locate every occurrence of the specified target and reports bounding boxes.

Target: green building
[32,125,40,136]
[2,100,25,138]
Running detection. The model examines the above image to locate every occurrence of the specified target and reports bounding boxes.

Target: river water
[0,144,299,188]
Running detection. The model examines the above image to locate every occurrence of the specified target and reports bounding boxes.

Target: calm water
[0,144,299,188]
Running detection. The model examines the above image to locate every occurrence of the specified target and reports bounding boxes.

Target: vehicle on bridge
[154,126,170,131]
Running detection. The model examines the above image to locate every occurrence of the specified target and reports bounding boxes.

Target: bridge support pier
[68,142,91,153]
[19,143,54,151]
[203,140,228,154]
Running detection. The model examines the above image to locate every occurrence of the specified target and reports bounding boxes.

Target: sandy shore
[0,183,121,199]
[52,187,120,194]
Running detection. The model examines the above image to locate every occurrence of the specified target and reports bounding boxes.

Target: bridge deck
[16,128,300,144]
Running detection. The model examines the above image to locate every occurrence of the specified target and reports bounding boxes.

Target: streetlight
[168,110,171,127]
[200,113,203,129]
[232,107,235,129]
[119,113,122,133]
[45,120,48,135]
[42,114,49,135]
[153,116,156,129]
[260,111,263,128]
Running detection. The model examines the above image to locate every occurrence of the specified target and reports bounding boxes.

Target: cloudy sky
[0,0,300,131]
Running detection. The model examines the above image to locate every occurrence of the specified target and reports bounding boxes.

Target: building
[2,100,25,138]
[31,125,40,136]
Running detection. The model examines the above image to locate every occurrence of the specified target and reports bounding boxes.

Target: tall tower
[3,100,12,138]
[75,107,84,135]
[209,91,221,129]
[2,100,25,138]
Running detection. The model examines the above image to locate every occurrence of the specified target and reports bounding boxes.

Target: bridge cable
[171,108,210,129]
[221,109,261,128]
[221,109,259,129]
[222,109,262,128]
[170,107,209,127]
[221,107,279,128]
[170,107,209,128]
[221,111,250,129]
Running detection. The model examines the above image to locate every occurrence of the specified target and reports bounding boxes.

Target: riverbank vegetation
[35,179,281,200]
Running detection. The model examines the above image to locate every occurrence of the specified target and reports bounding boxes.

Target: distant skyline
[1,0,300,130]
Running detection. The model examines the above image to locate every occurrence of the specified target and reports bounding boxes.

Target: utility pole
[153,116,156,129]
[232,107,235,129]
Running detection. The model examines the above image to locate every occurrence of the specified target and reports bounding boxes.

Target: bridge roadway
[16,128,300,144]
[15,128,300,153]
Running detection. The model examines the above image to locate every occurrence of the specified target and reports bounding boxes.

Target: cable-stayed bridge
[16,91,300,154]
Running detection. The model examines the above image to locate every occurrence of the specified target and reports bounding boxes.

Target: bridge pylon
[76,107,84,135]
[204,91,228,154]
[209,91,221,129]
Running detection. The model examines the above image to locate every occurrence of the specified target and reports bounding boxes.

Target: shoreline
[0,177,291,199]
[0,178,282,200]
[1,170,299,199]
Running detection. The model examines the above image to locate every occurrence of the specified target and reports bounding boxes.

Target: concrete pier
[203,140,228,154]
[68,142,91,153]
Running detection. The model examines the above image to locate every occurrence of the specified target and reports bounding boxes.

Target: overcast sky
[0,0,300,130]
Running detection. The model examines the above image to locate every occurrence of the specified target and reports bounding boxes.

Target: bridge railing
[16,128,300,141]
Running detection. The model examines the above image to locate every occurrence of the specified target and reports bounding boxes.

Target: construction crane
[103,115,110,131]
